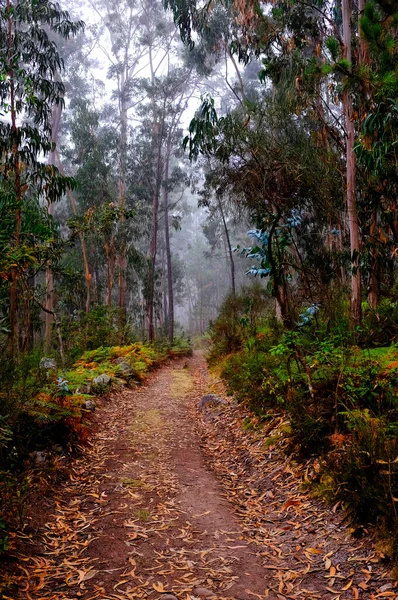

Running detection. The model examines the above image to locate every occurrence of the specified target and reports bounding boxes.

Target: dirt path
[2,352,398,599]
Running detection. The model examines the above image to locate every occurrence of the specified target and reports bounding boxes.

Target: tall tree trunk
[218,199,236,295]
[44,104,62,351]
[163,151,174,344]
[147,45,164,342]
[105,242,115,310]
[148,124,163,342]
[342,0,361,325]
[117,76,128,330]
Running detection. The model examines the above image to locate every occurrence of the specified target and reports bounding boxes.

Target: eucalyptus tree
[86,0,151,326]
[184,92,343,324]
[165,0,398,326]
[0,0,83,356]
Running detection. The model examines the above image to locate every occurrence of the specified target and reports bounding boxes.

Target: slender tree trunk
[117,77,128,329]
[44,233,54,351]
[342,0,361,325]
[163,152,175,344]
[218,199,236,295]
[147,45,164,342]
[148,125,163,342]
[105,242,115,310]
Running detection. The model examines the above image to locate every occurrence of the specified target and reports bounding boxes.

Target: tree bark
[117,68,128,330]
[147,44,165,342]
[342,0,361,325]
[147,122,163,342]
[105,242,116,310]
[163,151,174,344]
[218,199,236,295]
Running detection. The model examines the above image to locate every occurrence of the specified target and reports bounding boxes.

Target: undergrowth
[0,337,191,554]
[210,288,398,555]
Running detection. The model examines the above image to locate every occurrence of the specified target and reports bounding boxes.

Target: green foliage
[325,36,340,61]
[222,349,286,407]
[61,306,129,358]
[358,299,398,347]
[325,409,398,530]
[0,336,192,551]
[67,342,169,389]
[213,295,398,533]
[208,285,273,362]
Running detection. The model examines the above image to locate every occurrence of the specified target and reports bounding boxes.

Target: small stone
[76,383,91,394]
[160,595,178,600]
[39,357,57,370]
[192,588,216,598]
[31,451,50,466]
[93,374,111,385]
[198,394,227,411]
[84,400,96,411]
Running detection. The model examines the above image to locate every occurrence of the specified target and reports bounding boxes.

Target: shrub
[359,299,398,347]
[217,311,398,535]
[208,284,274,363]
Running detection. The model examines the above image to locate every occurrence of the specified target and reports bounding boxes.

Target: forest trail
[5,352,398,600]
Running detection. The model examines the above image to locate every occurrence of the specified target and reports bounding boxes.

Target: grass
[121,478,143,488]
[170,369,193,398]
[362,346,398,366]
[135,509,151,522]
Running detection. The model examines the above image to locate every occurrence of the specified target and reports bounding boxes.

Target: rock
[31,451,50,466]
[39,357,57,370]
[76,383,91,394]
[160,595,178,600]
[93,374,111,385]
[115,357,128,365]
[115,359,132,375]
[192,587,216,598]
[198,394,227,411]
[84,400,96,411]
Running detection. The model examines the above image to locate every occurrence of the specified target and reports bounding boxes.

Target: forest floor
[2,352,398,600]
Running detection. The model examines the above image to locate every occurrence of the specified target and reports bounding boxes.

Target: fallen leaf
[306,547,322,555]
[341,580,352,591]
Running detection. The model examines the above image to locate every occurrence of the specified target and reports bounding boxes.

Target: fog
[49,0,263,340]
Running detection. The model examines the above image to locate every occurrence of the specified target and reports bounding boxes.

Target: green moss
[121,478,143,488]
[135,509,151,521]
[263,435,280,448]
[63,342,185,393]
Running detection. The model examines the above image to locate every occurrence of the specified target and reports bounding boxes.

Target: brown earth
[1,352,398,600]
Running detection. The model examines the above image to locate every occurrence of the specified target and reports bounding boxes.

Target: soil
[1,352,398,600]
